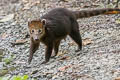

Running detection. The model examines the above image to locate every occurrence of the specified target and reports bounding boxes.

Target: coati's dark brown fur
[28,8,120,64]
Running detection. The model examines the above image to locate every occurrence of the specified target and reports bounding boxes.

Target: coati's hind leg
[69,21,82,52]
[51,40,61,58]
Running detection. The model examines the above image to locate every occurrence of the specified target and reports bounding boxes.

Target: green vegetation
[10,75,28,80]
[0,75,36,80]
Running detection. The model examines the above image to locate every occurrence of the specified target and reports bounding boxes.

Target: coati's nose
[33,35,39,41]
[35,39,39,41]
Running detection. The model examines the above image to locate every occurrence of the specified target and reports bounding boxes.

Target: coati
[28,8,120,64]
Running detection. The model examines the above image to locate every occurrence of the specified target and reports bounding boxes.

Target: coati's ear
[41,19,46,26]
[28,21,31,27]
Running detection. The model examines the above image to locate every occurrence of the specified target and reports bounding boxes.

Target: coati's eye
[31,30,34,33]
[38,29,41,33]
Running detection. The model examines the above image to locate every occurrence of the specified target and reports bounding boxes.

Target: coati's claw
[51,56,55,58]
[75,49,81,52]
[28,58,32,64]
[75,47,82,52]
[51,54,57,58]
[41,61,48,64]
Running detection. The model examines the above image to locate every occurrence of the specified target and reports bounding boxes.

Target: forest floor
[0,0,120,80]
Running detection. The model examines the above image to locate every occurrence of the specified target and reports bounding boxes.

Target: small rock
[0,62,4,69]
[0,14,14,23]
[31,70,38,74]
[10,22,16,26]
[0,49,3,55]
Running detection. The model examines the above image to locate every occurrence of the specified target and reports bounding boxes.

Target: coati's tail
[74,8,120,19]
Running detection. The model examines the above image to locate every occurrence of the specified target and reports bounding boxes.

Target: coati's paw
[75,49,80,52]
[51,54,57,58]
[75,48,81,52]
[51,56,55,58]
[28,61,30,64]
[75,46,82,52]
[28,58,32,64]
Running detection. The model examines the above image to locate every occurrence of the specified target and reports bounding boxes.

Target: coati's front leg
[28,39,40,64]
[51,40,61,58]
[41,42,53,64]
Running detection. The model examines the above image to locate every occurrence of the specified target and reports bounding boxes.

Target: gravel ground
[0,0,120,80]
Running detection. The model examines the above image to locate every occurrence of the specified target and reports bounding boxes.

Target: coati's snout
[33,35,39,41]
[31,29,42,41]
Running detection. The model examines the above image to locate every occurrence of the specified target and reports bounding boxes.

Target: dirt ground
[0,0,120,80]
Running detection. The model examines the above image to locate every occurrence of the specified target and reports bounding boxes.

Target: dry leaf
[14,60,26,64]
[22,3,31,10]
[111,70,117,74]
[57,50,68,57]
[83,38,93,46]
[56,52,63,57]
[58,65,71,71]
[22,0,40,10]
[52,75,58,80]
[115,77,120,80]
[16,39,27,43]
[31,1,40,6]
[11,39,27,46]
[58,56,69,61]
[91,3,100,7]
[22,0,29,3]
[1,33,8,39]
[68,42,76,46]
[59,0,69,2]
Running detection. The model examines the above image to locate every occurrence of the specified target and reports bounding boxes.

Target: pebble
[0,0,120,80]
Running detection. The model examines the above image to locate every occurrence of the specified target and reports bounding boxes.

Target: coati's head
[28,19,46,42]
